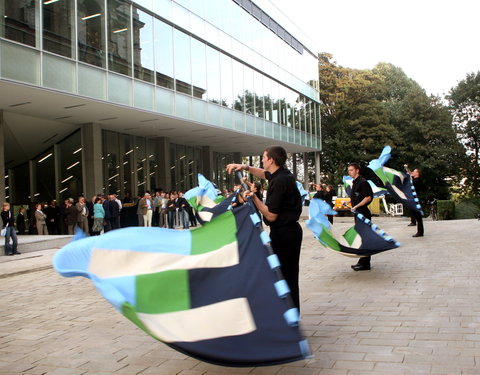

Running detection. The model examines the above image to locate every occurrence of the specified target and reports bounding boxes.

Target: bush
[437,200,455,220]
[455,201,480,219]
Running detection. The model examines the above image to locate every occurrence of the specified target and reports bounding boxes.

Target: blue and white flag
[343,176,388,198]
[306,199,400,257]
[53,203,310,367]
[367,146,423,214]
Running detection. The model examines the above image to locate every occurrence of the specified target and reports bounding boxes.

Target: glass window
[205,46,221,104]
[299,95,306,132]
[232,60,244,112]
[59,131,83,202]
[122,134,133,197]
[279,85,287,126]
[35,148,55,203]
[154,19,174,89]
[220,54,233,108]
[264,77,272,122]
[176,145,186,191]
[43,0,75,58]
[103,131,120,194]
[107,0,131,76]
[135,137,146,192]
[173,29,192,95]
[78,0,106,68]
[286,88,294,128]
[271,81,279,124]
[254,71,264,118]
[186,146,195,189]
[133,8,154,82]
[12,163,29,205]
[1,0,37,47]
[147,139,157,191]
[170,144,176,191]
[293,96,300,130]
[191,38,206,99]
[244,66,255,115]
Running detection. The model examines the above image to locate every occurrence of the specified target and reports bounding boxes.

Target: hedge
[436,200,455,220]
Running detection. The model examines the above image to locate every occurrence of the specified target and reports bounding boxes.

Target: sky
[273,0,480,97]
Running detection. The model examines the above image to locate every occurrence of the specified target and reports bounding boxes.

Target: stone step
[0,235,72,256]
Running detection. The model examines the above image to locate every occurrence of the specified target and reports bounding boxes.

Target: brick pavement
[1,217,480,374]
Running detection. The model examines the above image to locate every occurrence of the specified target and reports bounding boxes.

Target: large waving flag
[343,176,388,198]
[367,146,423,215]
[296,181,308,205]
[53,203,310,367]
[184,174,232,224]
[306,199,400,257]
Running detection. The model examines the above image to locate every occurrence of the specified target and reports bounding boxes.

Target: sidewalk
[1,217,480,374]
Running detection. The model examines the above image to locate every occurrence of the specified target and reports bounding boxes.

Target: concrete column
[29,160,36,203]
[157,137,171,191]
[81,123,103,199]
[202,146,214,181]
[54,144,61,203]
[7,168,14,204]
[292,153,297,179]
[315,151,321,184]
[233,152,242,164]
[0,111,5,204]
[303,152,309,190]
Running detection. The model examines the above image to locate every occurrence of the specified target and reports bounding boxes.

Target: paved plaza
[1,216,480,375]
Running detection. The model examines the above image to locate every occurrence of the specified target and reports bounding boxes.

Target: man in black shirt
[348,163,374,271]
[226,146,303,310]
[404,165,424,237]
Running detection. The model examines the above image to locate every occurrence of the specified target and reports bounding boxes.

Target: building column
[81,123,103,199]
[157,137,171,191]
[303,152,309,190]
[202,146,214,181]
[315,151,321,184]
[0,111,5,204]
[292,153,297,179]
[233,152,242,164]
[54,144,61,203]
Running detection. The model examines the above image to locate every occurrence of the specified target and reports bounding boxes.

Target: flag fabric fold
[367,146,423,215]
[53,202,310,367]
[306,198,400,257]
[184,174,234,224]
[343,176,388,198]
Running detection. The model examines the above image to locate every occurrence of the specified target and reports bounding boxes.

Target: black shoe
[6,253,14,256]
[352,264,371,271]
[412,233,424,237]
[408,223,416,226]
[13,251,21,255]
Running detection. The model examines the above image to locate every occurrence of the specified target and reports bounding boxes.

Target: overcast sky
[273,0,480,97]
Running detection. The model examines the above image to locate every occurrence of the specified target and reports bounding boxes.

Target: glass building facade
[0,0,320,204]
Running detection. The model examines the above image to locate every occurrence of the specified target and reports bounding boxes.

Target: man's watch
[244,165,250,171]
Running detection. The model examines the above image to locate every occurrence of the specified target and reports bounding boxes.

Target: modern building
[0,0,320,206]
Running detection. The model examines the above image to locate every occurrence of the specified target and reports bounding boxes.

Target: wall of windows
[0,0,320,143]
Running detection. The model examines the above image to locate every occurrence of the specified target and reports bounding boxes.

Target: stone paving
[1,216,480,375]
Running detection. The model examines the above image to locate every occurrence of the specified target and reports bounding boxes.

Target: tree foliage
[448,72,480,196]
[319,53,466,200]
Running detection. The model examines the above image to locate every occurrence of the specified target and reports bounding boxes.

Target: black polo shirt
[264,167,302,228]
[350,176,373,217]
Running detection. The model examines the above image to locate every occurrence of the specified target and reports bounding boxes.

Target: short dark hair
[265,146,287,166]
[347,162,360,171]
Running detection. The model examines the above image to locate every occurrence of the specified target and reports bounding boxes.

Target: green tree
[319,55,465,200]
[374,63,466,199]
[448,72,480,196]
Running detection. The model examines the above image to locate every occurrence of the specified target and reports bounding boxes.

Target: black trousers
[355,210,372,266]
[412,210,424,235]
[269,223,303,311]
